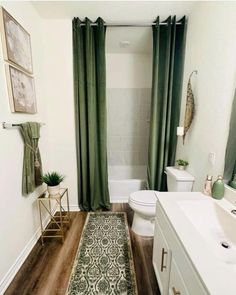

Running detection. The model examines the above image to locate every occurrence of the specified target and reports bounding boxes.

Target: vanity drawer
[169,258,189,295]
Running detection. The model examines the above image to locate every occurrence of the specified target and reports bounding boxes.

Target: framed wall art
[0,7,33,74]
[5,65,37,114]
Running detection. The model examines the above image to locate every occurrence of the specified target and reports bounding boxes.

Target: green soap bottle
[212,175,225,200]
[229,174,236,189]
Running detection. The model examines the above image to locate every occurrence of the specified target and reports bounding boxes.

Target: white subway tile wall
[107,88,151,166]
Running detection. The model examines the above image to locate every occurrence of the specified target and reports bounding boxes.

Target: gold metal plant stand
[37,188,70,245]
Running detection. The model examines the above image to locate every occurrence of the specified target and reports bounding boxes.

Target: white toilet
[129,166,194,236]
[129,190,158,237]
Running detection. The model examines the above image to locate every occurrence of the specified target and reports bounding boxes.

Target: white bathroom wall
[106,53,152,89]
[0,2,52,292]
[107,88,151,166]
[40,19,78,208]
[106,53,152,179]
[176,2,236,190]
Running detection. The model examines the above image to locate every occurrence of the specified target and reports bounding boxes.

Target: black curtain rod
[79,22,182,27]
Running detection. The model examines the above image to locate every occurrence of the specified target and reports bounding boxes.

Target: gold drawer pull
[172,287,181,295]
[161,248,167,272]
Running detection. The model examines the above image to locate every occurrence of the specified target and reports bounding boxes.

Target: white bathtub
[108,166,147,203]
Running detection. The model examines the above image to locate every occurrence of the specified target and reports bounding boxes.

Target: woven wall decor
[183,70,197,144]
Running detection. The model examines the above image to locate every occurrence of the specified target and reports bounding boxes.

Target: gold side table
[37,188,70,245]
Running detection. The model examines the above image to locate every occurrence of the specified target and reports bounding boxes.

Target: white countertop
[157,192,236,295]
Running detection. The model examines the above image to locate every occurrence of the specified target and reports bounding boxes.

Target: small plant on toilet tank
[176,159,189,170]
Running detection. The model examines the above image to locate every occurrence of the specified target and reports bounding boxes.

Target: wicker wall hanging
[183,70,197,144]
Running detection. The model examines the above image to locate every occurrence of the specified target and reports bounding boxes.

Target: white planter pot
[47,184,60,196]
[178,165,186,170]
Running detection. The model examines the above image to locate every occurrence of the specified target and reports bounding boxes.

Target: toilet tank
[166,166,195,192]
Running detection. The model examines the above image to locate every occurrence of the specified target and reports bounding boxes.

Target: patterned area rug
[67,212,138,295]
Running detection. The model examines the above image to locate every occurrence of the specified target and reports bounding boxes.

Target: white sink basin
[178,199,236,265]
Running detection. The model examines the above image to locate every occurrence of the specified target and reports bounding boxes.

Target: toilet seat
[128,190,158,236]
[129,190,158,207]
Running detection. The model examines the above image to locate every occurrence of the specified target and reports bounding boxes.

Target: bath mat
[67,212,138,295]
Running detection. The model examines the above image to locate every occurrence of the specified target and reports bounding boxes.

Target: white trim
[69,205,80,211]
[0,204,57,294]
[110,197,129,203]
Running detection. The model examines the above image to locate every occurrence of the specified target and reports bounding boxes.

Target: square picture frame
[0,7,33,74]
[5,64,37,114]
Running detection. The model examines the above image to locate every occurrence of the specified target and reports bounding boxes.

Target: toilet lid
[129,190,158,206]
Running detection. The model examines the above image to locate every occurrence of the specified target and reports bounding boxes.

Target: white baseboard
[110,197,129,203]
[0,204,58,295]
[69,205,80,211]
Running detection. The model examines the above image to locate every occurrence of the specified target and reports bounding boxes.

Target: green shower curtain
[224,90,236,183]
[147,16,187,191]
[73,17,110,211]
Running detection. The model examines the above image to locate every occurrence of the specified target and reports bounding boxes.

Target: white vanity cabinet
[153,200,209,295]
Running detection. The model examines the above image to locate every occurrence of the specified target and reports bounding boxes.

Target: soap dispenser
[212,175,225,200]
[203,175,212,196]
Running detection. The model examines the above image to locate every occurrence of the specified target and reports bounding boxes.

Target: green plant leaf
[42,172,65,186]
[176,159,189,166]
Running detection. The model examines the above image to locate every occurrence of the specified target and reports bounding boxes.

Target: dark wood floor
[5,204,160,295]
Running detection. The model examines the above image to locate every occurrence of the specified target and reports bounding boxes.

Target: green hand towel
[20,122,43,195]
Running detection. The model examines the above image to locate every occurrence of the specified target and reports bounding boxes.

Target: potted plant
[176,159,189,170]
[42,172,65,196]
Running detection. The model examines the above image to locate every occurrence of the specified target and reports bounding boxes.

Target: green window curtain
[147,16,187,191]
[224,90,236,183]
[20,122,43,195]
[73,17,110,211]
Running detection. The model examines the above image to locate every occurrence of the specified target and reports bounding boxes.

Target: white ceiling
[32,1,196,20]
[32,1,196,53]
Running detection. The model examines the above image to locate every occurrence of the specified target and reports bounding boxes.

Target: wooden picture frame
[5,64,37,114]
[0,7,33,74]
